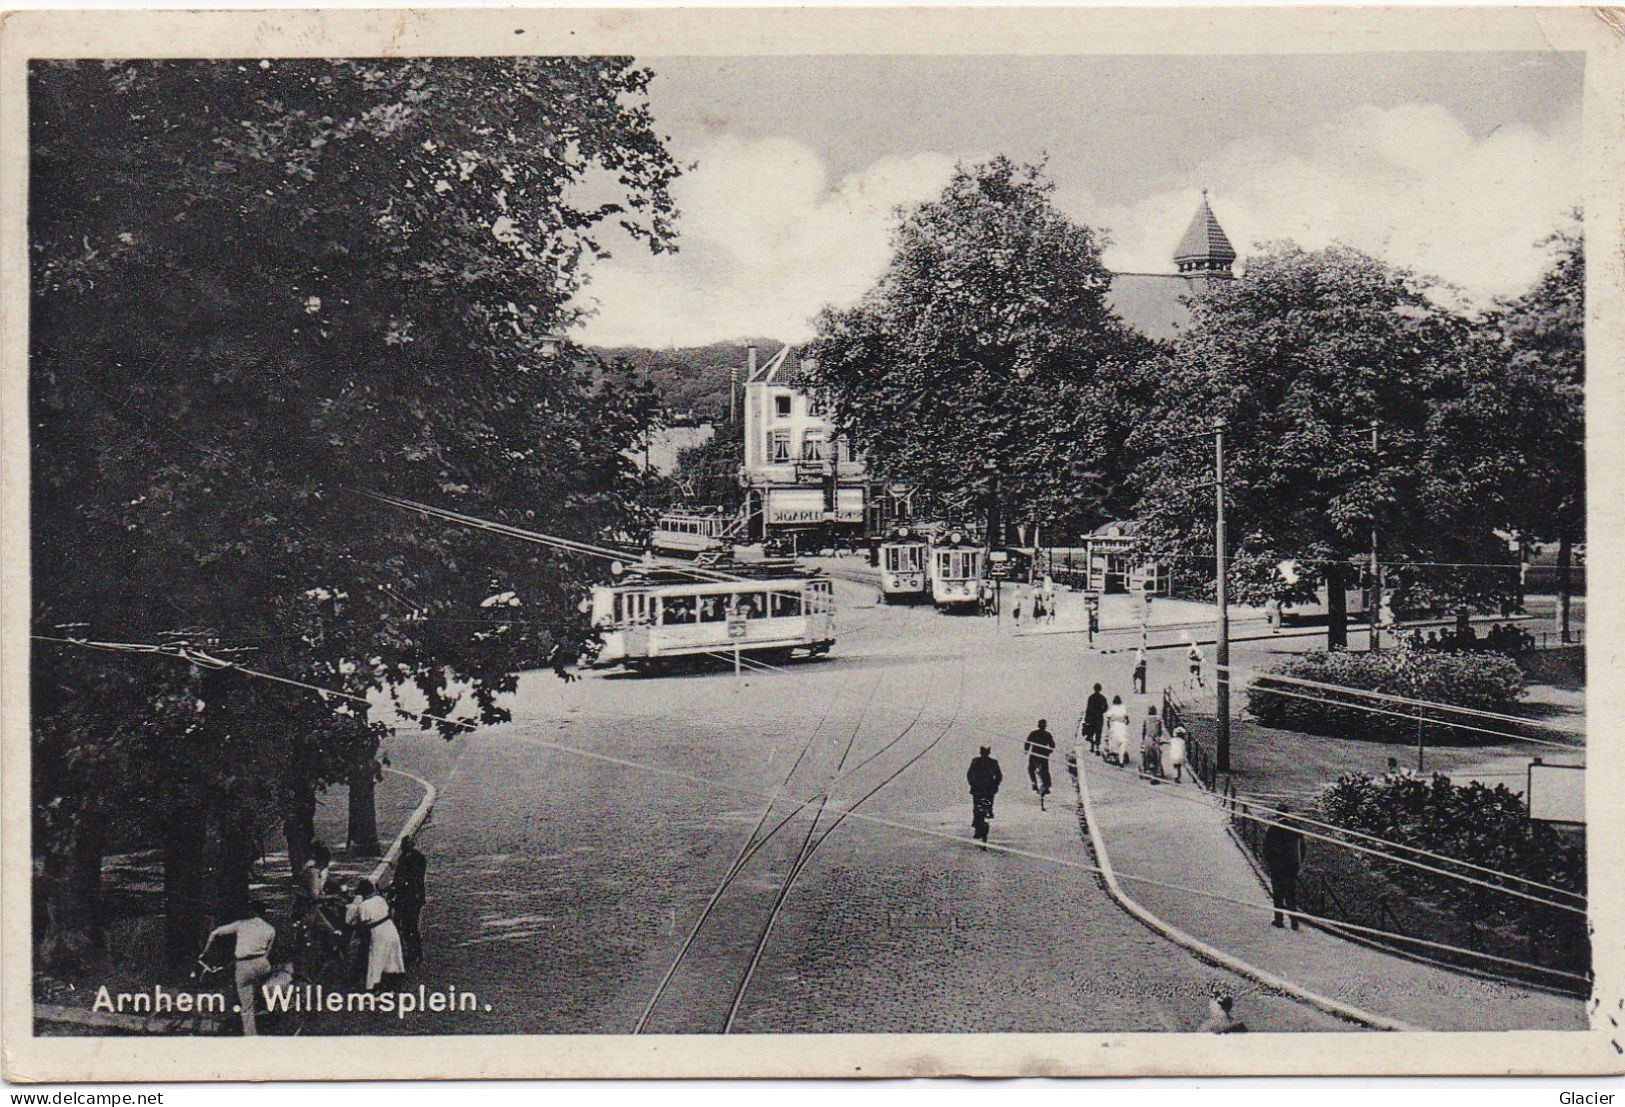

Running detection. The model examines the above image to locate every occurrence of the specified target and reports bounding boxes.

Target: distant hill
[591,339,797,418]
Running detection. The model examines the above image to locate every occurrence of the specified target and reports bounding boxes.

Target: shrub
[1312,771,1588,985]
[1246,648,1525,744]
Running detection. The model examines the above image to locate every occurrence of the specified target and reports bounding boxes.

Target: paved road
[345,584,1355,1035]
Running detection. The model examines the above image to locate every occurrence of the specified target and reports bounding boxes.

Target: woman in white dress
[1167,725,1189,783]
[1104,695,1132,767]
[346,878,406,991]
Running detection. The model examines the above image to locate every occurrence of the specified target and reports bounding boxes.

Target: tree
[809,158,1152,541]
[1130,244,1522,648]
[30,59,679,970]
[1488,217,1584,639]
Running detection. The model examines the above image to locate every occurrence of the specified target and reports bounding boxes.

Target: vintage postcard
[3,5,1623,1082]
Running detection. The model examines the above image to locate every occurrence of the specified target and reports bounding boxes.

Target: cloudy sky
[575,52,1582,348]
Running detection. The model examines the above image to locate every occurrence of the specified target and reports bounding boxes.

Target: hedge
[1312,771,1588,985]
[1246,648,1526,744]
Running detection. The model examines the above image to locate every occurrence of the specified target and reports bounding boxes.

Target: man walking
[206,900,277,1036]
[1083,683,1108,755]
[1262,806,1308,929]
[1132,646,1148,694]
[1187,640,1206,687]
[1023,719,1056,805]
[966,746,1003,844]
[391,835,428,967]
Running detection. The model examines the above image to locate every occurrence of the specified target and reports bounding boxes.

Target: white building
[739,345,871,545]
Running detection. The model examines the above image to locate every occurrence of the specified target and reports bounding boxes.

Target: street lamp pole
[1369,420,1381,652]
[1214,417,1231,774]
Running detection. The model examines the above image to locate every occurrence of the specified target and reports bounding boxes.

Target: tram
[589,565,835,671]
[877,524,931,603]
[650,508,731,558]
[928,528,986,610]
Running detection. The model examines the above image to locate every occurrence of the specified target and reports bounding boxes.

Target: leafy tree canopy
[1129,243,1533,627]
[29,58,680,963]
[809,157,1153,534]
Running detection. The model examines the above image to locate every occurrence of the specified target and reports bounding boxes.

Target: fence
[1219,779,1590,995]
[1161,684,1217,791]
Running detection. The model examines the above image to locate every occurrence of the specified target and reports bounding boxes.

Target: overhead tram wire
[40,633,1586,991]
[1216,680,1583,752]
[1219,663,1586,735]
[351,489,750,586]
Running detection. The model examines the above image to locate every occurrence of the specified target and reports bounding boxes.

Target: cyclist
[1023,719,1056,806]
[966,745,1003,844]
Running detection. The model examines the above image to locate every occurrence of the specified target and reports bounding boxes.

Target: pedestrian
[966,745,1003,843]
[1261,805,1307,930]
[205,900,276,1036]
[346,878,407,991]
[1197,991,1249,1033]
[1132,646,1148,695]
[1083,683,1108,755]
[1011,585,1028,626]
[1166,725,1188,784]
[1105,695,1132,767]
[1042,576,1057,624]
[1187,640,1205,687]
[1140,704,1164,780]
[391,835,428,968]
[1266,601,1281,634]
[292,841,341,974]
[1024,719,1056,802]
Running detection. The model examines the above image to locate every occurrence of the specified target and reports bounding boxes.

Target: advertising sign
[1528,761,1584,825]
[766,487,825,524]
[836,486,865,523]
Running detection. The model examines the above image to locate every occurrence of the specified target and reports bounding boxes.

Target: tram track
[632,600,965,1034]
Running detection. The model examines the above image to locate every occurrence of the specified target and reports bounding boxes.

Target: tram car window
[586,569,836,670]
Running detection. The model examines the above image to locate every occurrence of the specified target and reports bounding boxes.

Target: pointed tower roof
[1173,191,1237,276]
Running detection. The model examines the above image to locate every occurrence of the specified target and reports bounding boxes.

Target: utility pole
[1215,417,1231,774]
[1369,420,1381,652]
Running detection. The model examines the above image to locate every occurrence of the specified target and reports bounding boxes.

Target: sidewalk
[1076,746,1587,1031]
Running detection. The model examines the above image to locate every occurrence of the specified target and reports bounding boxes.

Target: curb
[370,765,438,887]
[1072,745,1423,1032]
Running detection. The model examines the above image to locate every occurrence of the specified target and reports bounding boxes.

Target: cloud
[575,137,958,347]
[575,102,1579,347]
[1068,102,1580,304]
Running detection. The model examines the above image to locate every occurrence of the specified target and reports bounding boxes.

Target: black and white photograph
[3,5,1621,1083]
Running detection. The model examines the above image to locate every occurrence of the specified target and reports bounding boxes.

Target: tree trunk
[347,765,381,857]
[205,799,256,927]
[1557,531,1573,644]
[282,773,317,877]
[162,803,207,971]
[1326,565,1349,650]
[37,806,110,975]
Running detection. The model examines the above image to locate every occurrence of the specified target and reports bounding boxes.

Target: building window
[774,394,793,417]
[807,394,827,417]
[801,431,826,462]
[770,430,792,463]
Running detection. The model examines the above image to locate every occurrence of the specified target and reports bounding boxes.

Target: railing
[1162,685,1217,791]
[1218,779,1590,995]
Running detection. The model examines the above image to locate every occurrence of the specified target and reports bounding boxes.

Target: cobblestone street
[348,581,1356,1035]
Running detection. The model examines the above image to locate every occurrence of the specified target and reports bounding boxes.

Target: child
[1167,725,1189,783]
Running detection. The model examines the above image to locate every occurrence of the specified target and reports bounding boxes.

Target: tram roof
[606,561,827,592]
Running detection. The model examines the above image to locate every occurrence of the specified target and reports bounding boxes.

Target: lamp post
[1369,420,1381,652]
[1214,418,1231,774]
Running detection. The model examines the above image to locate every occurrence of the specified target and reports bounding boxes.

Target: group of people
[1010,578,1059,626]
[1406,622,1535,655]
[1078,683,1189,784]
[204,835,430,1035]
